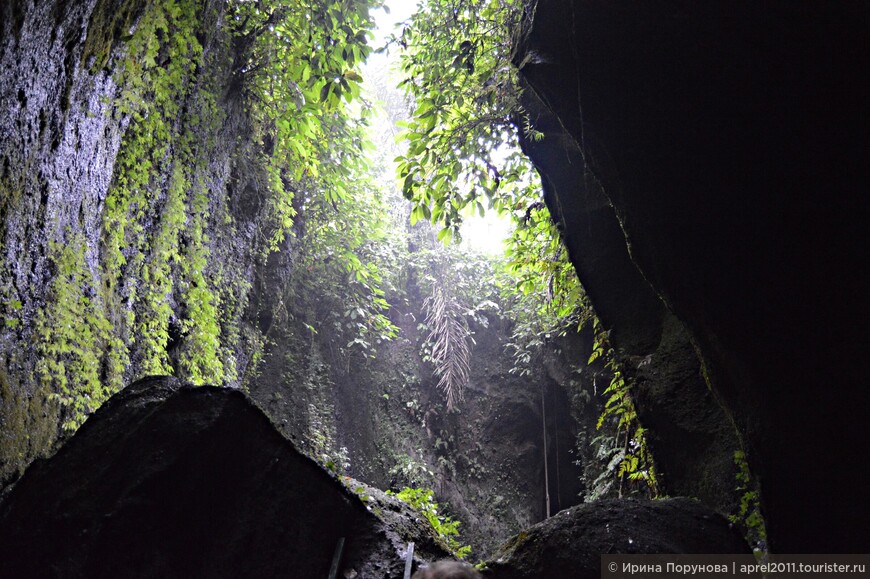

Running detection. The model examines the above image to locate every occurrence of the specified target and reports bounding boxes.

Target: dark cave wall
[515,76,741,516]
[515,0,868,552]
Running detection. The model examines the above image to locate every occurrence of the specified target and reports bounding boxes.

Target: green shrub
[387,486,471,559]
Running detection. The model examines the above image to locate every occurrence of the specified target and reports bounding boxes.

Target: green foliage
[178,262,225,384]
[102,0,228,384]
[389,452,434,486]
[2,298,23,330]
[391,0,538,240]
[228,0,400,369]
[322,445,351,475]
[350,484,372,504]
[228,0,380,249]
[308,392,351,475]
[729,450,768,554]
[501,204,592,378]
[503,206,585,319]
[583,434,621,502]
[177,163,229,384]
[290,345,345,467]
[387,0,594,406]
[34,234,125,431]
[387,486,471,559]
[278,171,400,362]
[136,164,187,376]
[100,0,384,388]
[589,318,660,498]
[404,240,501,410]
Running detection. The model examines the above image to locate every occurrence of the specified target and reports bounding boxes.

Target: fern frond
[423,286,472,410]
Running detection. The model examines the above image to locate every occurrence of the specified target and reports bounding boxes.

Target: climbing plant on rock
[387,486,471,559]
[101,0,225,386]
[589,318,660,498]
[34,234,124,431]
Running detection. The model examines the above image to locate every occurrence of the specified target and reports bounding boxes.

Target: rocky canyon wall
[1,0,273,480]
[514,0,868,552]
[0,1,615,559]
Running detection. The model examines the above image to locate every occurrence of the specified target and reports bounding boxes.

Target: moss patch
[0,365,59,484]
[80,0,149,72]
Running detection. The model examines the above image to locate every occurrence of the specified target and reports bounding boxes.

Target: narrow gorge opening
[2,0,865,574]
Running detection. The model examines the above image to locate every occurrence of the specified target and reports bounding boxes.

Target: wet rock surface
[0,0,122,381]
[0,0,270,480]
[0,377,450,578]
[486,498,748,579]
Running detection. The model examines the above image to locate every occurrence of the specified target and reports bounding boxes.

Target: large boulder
[486,498,748,579]
[0,377,450,578]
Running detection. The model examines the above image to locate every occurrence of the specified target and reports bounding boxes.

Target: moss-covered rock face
[0,0,268,480]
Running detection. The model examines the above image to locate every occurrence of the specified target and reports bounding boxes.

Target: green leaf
[319,82,331,102]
